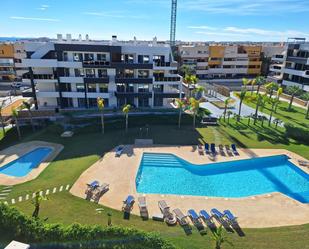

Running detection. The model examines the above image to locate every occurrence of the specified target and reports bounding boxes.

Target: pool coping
[70,145,309,228]
[0,141,63,185]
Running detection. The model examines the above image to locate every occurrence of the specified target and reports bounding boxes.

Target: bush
[0,203,177,249]
[284,123,309,144]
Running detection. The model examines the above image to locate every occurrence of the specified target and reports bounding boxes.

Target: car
[11,82,22,88]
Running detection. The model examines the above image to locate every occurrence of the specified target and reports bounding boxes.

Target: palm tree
[301,93,309,119]
[223,97,234,122]
[122,104,131,132]
[189,97,200,128]
[274,87,283,113]
[179,64,194,77]
[22,101,35,132]
[237,88,247,122]
[250,78,256,95]
[12,108,21,140]
[286,85,302,111]
[268,97,279,126]
[265,82,278,99]
[255,76,266,95]
[184,75,198,97]
[31,190,48,218]
[227,111,233,124]
[192,85,205,100]
[97,97,105,134]
[253,94,267,125]
[242,78,250,90]
[176,99,184,128]
[212,225,233,249]
[0,100,6,136]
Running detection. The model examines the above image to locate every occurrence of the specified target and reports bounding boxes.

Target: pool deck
[0,141,63,185]
[70,145,309,228]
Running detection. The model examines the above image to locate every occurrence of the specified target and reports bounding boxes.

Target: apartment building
[267,50,286,84]
[17,34,183,110]
[282,39,309,91]
[178,44,262,84]
[0,43,16,81]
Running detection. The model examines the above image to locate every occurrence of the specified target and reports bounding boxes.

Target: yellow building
[0,43,16,81]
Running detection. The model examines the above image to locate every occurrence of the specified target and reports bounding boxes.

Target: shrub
[0,203,177,249]
[284,123,309,144]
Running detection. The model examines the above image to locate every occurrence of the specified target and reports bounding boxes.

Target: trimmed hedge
[284,123,309,144]
[0,203,177,249]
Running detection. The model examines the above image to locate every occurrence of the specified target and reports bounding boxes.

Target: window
[97,54,107,61]
[85,69,95,78]
[76,83,85,92]
[116,83,125,92]
[117,69,134,78]
[63,52,68,61]
[138,55,150,64]
[138,70,149,78]
[74,69,84,77]
[64,68,70,77]
[73,53,83,61]
[153,84,163,93]
[84,53,94,61]
[121,54,134,63]
[138,84,149,93]
[99,84,108,93]
[98,69,107,78]
[87,83,96,92]
[88,98,97,108]
[78,98,86,108]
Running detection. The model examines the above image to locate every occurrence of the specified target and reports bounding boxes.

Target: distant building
[0,43,16,81]
[16,34,183,109]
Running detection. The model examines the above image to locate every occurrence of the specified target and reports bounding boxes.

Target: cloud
[10,16,60,22]
[37,4,50,11]
[190,25,309,41]
[180,0,309,15]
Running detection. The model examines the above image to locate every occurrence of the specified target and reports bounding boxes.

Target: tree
[0,100,6,136]
[223,97,235,122]
[265,82,278,99]
[97,97,105,134]
[212,225,233,249]
[184,75,198,97]
[255,76,266,95]
[11,108,21,140]
[250,78,256,95]
[179,64,194,76]
[189,97,200,128]
[286,86,302,111]
[192,85,205,100]
[122,104,131,133]
[268,97,279,126]
[176,99,184,128]
[242,78,250,90]
[31,191,48,218]
[22,101,35,132]
[227,111,233,124]
[300,92,309,119]
[253,94,267,125]
[274,87,283,113]
[237,88,247,122]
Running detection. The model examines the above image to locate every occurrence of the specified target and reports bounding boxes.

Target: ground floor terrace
[70,145,309,228]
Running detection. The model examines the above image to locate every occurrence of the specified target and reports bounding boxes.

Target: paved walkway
[70,145,309,228]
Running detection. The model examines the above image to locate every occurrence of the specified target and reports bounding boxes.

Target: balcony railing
[154,62,177,67]
[23,74,56,80]
[154,76,181,82]
[83,60,111,67]
[115,77,153,84]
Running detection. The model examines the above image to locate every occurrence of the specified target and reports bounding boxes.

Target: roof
[5,241,30,249]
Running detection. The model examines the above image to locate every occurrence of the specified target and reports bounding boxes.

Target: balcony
[154,76,181,82]
[114,91,152,98]
[0,71,15,75]
[115,77,153,84]
[154,92,185,98]
[83,60,111,68]
[153,61,178,69]
[22,89,35,98]
[287,56,307,64]
[111,62,153,69]
[19,59,58,68]
[284,68,306,77]
[84,76,109,84]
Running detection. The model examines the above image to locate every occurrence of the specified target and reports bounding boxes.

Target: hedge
[0,203,177,249]
[284,123,309,144]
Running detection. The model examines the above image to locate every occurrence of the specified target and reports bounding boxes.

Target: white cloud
[10,16,60,22]
[37,4,50,11]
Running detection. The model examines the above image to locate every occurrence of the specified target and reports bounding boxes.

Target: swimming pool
[0,147,53,177]
[136,153,309,203]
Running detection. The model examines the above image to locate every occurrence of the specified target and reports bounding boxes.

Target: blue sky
[1,0,309,41]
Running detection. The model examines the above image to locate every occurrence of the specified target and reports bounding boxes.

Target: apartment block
[0,43,16,81]
[282,39,309,91]
[17,34,183,109]
[178,44,262,83]
[267,50,286,84]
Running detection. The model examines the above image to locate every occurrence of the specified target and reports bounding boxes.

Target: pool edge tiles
[135,153,309,203]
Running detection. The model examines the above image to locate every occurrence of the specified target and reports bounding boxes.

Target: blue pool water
[136,153,309,203]
[0,147,53,177]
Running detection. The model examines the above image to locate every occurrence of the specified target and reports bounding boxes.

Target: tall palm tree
[31,190,48,218]
[97,97,105,134]
[268,97,279,126]
[122,104,131,133]
[301,93,309,119]
[223,97,234,122]
[253,94,267,125]
[192,85,205,100]
[0,100,6,136]
[265,82,278,99]
[22,101,35,132]
[189,97,200,128]
[176,99,184,128]
[237,88,247,122]
[250,78,256,95]
[184,75,198,97]
[12,108,21,140]
[242,78,250,90]
[286,85,302,111]
[274,87,283,113]
[227,110,233,124]
[255,76,266,95]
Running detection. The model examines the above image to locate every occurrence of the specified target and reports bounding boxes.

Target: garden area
[0,111,309,249]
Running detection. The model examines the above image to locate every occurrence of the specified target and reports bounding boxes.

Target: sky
[1,0,309,42]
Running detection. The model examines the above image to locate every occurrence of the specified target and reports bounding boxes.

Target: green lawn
[1,114,309,249]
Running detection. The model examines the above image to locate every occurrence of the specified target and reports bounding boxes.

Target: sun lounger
[188,209,204,229]
[92,183,109,202]
[225,145,233,156]
[173,208,189,226]
[115,145,124,157]
[199,210,212,221]
[211,208,225,220]
[298,160,309,167]
[85,180,100,195]
[158,200,177,225]
[122,195,135,212]
[138,196,148,219]
[231,144,239,156]
[219,144,225,155]
[204,143,210,154]
[224,210,237,224]
[210,143,216,155]
[198,144,204,155]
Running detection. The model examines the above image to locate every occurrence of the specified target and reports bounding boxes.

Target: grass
[1,114,309,249]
